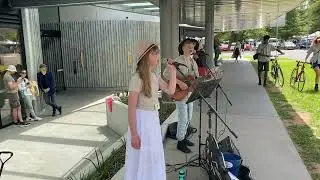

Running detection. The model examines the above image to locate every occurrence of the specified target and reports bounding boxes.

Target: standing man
[3,65,29,125]
[213,35,221,66]
[37,64,62,117]
[256,35,284,86]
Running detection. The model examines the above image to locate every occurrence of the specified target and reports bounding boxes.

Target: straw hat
[135,41,157,62]
[6,65,17,72]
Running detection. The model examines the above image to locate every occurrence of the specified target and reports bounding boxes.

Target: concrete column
[21,8,44,113]
[205,0,214,68]
[21,8,43,81]
[160,0,180,71]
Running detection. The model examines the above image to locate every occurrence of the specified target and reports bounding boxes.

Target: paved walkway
[165,59,312,180]
[0,90,120,180]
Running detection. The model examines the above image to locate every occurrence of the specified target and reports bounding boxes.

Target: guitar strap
[189,57,196,77]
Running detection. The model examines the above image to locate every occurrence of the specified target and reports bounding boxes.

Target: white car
[269,38,280,48]
[280,41,296,50]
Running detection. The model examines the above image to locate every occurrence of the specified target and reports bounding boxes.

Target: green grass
[251,59,320,179]
[81,94,176,180]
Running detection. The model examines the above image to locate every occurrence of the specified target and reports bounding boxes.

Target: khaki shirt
[128,72,160,111]
[3,72,17,94]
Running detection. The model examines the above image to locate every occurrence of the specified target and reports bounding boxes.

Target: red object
[198,67,208,76]
[106,97,113,112]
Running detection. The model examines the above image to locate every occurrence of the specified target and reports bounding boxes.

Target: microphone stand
[203,54,232,106]
[172,64,238,180]
[174,65,238,139]
[203,54,233,139]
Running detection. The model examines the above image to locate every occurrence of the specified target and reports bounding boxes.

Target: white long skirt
[124,109,166,180]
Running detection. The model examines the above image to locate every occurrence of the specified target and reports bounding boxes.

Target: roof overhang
[8,0,305,31]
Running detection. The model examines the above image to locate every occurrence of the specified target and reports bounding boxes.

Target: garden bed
[81,93,176,180]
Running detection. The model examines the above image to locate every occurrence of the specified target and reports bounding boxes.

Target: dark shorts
[312,63,320,69]
[7,92,20,108]
[258,61,269,72]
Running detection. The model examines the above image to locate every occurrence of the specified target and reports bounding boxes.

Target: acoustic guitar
[171,75,198,101]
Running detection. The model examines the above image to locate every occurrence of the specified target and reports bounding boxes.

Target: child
[18,70,42,121]
[124,41,176,180]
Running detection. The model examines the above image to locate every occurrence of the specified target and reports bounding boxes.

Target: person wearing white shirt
[256,35,284,86]
[17,70,42,121]
[305,36,320,92]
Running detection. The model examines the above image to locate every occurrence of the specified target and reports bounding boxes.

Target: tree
[310,0,320,32]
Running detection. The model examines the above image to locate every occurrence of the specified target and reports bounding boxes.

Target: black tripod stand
[174,66,238,179]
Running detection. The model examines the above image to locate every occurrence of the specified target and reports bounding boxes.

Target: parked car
[299,39,312,49]
[220,43,229,51]
[244,43,252,51]
[269,38,280,48]
[280,41,296,50]
[229,42,236,51]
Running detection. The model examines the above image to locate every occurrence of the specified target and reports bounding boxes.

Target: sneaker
[57,106,62,115]
[177,140,191,153]
[14,122,20,125]
[315,84,319,92]
[34,117,43,121]
[26,117,34,121]
[20,121,30,126]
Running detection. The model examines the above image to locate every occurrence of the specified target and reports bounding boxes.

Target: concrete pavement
[165,59,311,180]
[0,90,120,180]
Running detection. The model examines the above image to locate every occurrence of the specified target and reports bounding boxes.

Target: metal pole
[276,0,279,39]
[205,0,214,68]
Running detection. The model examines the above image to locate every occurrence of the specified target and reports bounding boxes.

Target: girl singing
[124,41,176,180]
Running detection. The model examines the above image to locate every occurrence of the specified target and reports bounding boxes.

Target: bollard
[106,96,113,112]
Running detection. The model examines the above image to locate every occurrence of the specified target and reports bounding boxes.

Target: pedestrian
[3,65,29,126]
[256,35,284,86]
[305,36,320,92]
[214,36,221,66]
[37,64,62,116]
[124,41,176,180]
[18,69,42,121]
[233,41,241,63]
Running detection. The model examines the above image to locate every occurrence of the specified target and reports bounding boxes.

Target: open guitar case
[218,136,253,180]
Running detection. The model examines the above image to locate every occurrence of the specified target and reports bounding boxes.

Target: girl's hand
[179,82,188,90]
[131,135,141,149]
[167,58,176,73]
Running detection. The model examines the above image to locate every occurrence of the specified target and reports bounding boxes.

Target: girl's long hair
[136,45,159,98]
[314,36,320,45]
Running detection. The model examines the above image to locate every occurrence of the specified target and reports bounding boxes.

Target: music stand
[186,78,221,166]
[186,78,221,104]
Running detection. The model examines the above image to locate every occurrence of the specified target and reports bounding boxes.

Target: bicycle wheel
[297,71,306,92]
[276,67,284,87]
[270,65,276,81]
[290,68,297,87]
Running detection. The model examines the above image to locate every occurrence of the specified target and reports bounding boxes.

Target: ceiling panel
[180,0,305,31]
[9,0,305,31]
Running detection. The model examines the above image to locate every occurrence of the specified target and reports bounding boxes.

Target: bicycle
[270,55,284,87]
[290,60,309,92]
[0,151,13,177]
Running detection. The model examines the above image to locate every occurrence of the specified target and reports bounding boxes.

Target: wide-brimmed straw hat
[135,41,157,62]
